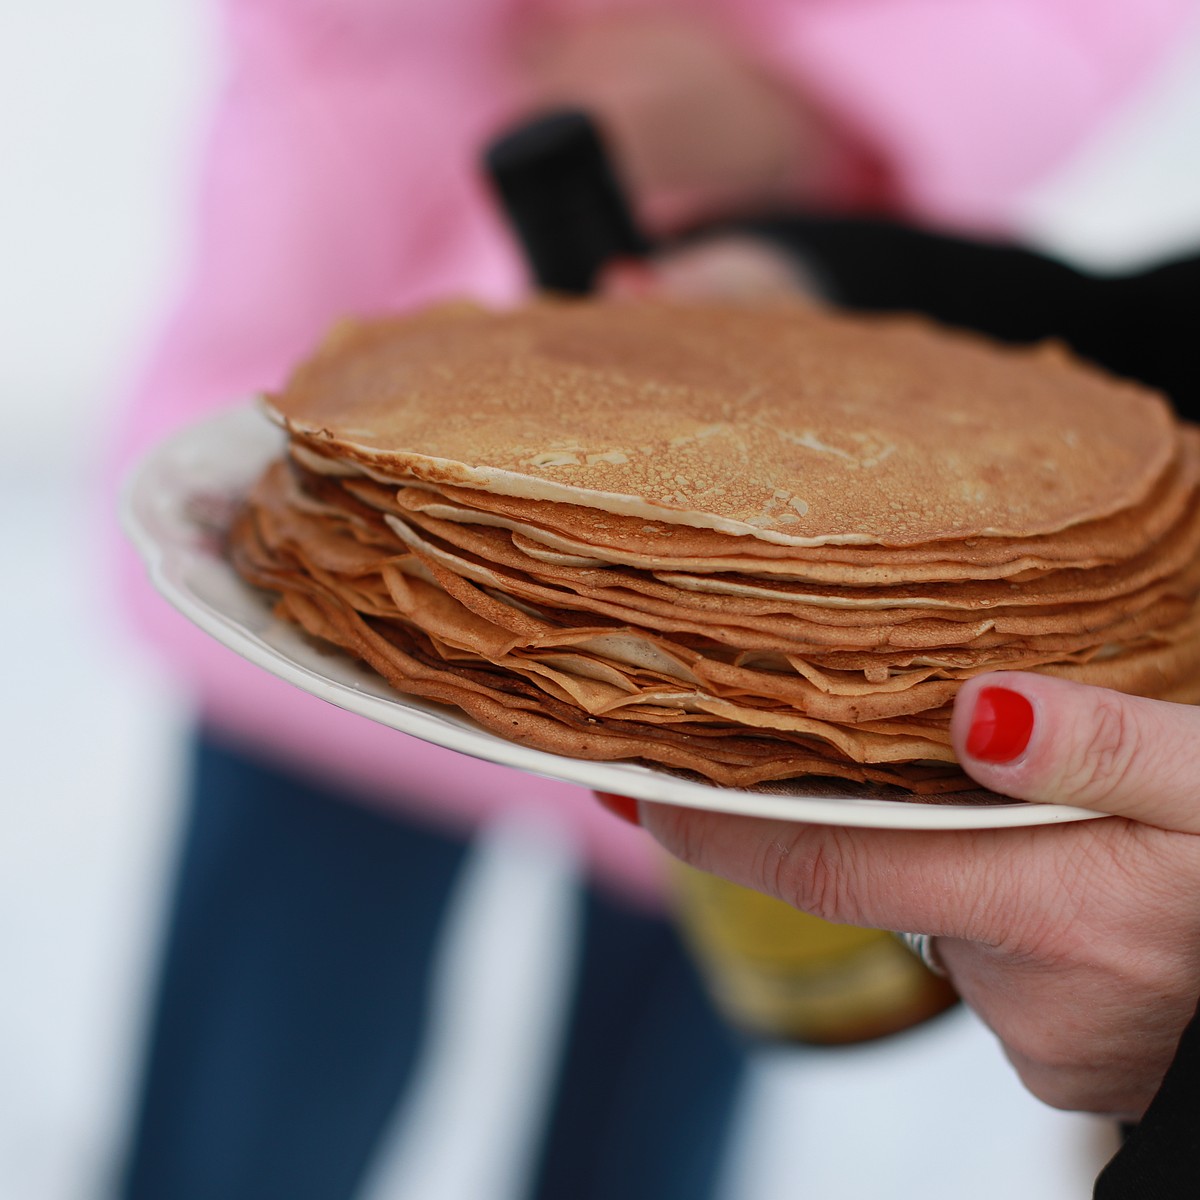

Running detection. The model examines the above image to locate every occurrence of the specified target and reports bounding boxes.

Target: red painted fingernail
[966,687,1035,763]
[595,791,642,826]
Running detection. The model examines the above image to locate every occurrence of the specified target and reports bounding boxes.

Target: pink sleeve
[728,0,1196,229]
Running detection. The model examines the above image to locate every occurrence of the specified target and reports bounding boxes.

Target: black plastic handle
[484,110,650,294]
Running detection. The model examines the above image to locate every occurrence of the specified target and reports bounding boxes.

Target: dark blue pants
[120,730,745,1200]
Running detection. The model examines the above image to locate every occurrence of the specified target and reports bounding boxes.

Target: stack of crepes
[228,300,1200,798]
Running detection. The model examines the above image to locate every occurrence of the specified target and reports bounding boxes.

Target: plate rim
[121,406,1105,832]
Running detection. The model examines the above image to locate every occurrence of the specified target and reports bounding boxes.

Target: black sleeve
[1094,998,1200,1199]
[732,214,1200,1197]
[734,215,1200,423]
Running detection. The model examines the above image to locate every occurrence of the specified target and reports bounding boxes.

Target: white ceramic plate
[122,407,1102,830]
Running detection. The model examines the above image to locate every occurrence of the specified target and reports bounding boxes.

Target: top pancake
[265,300,1177,548]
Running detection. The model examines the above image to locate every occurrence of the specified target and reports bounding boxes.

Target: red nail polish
[966,687,1034,763]
[595,791,641,826]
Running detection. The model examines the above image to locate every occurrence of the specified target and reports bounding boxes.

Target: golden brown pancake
[229,299,1200,797]
[266,301,1177,547]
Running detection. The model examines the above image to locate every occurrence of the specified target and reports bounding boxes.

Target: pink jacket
[113,0,1193,906]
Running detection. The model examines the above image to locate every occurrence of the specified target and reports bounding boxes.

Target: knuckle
[798,840,848,924]
[767,827,857,924]
[649,805,711,871]
[1057,694,1140,806]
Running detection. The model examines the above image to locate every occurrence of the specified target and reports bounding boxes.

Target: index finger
[638,801,1078,946]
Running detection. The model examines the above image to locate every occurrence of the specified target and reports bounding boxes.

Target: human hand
[516,12,870,234]
[597,234,821,303]
[620,672,1200,1120]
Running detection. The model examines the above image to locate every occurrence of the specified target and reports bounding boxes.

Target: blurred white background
[3,4,1200,1198]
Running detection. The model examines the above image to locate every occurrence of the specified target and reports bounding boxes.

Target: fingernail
[594,791,642,826]
[966,686,1035,763]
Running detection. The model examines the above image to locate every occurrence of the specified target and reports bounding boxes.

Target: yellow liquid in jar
[672,864,958,1044]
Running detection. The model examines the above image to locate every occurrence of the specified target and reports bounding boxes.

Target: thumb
[951,672,1200,832]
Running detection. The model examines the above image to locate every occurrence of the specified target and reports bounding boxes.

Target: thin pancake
[267,300,1177,547]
